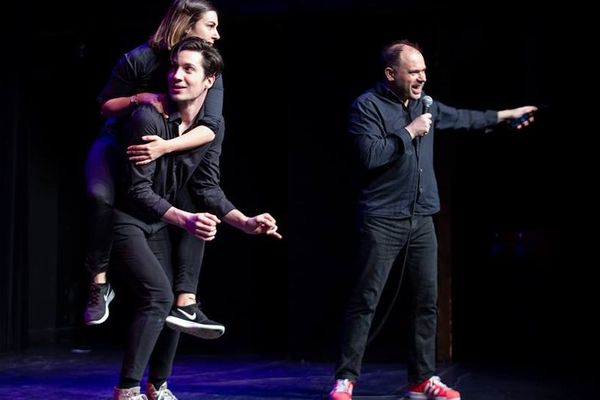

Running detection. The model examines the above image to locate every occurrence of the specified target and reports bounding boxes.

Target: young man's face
[168,50,214,103]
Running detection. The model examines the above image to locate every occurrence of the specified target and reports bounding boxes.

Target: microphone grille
[422,95,433,108]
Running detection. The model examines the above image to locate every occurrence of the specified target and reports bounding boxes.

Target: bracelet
[130,95,139,106]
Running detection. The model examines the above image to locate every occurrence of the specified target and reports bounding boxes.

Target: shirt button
[419,187,424,193]
[419,168,423,173]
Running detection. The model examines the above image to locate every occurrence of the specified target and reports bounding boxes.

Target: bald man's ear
[384,66,396,82]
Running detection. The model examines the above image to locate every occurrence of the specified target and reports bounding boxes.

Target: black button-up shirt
[348,82,498,218]
[116,105,235,224]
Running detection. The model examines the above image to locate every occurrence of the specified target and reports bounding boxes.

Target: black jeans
[170,187,206,295]
[335,215,438,384]
[84,131,204,294]
[111,217,180,386]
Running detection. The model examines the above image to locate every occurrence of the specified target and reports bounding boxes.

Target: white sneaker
[147,382,178,400]
[113,386,148,400]
[329,378,354,400]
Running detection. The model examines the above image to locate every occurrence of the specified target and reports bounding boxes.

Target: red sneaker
[408,376,461,400]
[329,379,354,400]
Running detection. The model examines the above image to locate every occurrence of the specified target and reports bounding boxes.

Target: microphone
[420,95,433,142]
[422,95,433,114]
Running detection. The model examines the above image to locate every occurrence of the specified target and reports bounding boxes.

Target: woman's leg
[83,131,120,324]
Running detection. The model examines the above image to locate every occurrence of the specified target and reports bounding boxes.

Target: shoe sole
[165,316,225,340]
[84,289,115,326]
[408,393,461,400]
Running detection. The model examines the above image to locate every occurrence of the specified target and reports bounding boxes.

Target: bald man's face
[385,46,427,103]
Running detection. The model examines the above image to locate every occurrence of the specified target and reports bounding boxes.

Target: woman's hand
[137,92,169,118]
[127,135,171,165]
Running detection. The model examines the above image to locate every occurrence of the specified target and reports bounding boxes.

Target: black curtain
[1,74,28,352]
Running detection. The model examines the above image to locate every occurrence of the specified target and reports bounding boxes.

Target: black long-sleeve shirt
[97,42,223,137]
[116,105,235,224]
[349,82,498,218]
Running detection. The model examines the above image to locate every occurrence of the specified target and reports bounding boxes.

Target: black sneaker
[84,282,115,325]
[165,303,225,339]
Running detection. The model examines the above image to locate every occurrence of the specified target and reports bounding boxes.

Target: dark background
[1,0,594,373]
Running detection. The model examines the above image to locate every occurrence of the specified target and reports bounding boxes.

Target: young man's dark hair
[170,36,224,78]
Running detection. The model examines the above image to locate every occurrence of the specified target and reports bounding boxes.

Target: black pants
[84,131,204,294]
[111,217,180,386]
[84,131,119,277]
[170,188,205,295]
[334,215,438,384]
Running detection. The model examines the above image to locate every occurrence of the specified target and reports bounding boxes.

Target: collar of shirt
[165,108,205,136]
[375,82,428,114]
[376,81,405,104]
[167,111,182,125]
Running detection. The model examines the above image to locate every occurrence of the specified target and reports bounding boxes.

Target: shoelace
[333,379,353,393]
[121,391,147,400]
[428,376,448,389]
[87,284,102,306]
[155,388,176,400]
[150,383,177,400]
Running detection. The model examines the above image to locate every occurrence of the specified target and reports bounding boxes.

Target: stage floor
[0,346,588,399]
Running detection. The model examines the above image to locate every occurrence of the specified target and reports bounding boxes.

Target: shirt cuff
[390,128,414,155]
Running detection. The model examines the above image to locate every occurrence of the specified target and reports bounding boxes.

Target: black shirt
[117,105,235,224]
[98,42,223,136]
[348,82,498,218]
